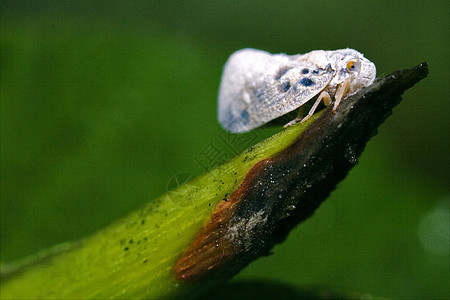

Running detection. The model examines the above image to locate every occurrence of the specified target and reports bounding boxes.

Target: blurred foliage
[1,1,448,299]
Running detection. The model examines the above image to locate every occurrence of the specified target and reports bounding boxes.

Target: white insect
[218,48,376,133]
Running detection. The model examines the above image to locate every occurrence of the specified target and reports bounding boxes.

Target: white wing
[218,49,333,133]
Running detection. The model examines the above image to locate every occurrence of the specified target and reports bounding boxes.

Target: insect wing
[218,49,333,133]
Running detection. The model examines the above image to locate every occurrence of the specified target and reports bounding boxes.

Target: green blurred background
[1,1,448,298]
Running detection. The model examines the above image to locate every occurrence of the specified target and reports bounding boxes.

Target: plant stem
[0,63,428,299]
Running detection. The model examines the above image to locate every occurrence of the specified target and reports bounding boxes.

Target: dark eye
[347,60,357,71]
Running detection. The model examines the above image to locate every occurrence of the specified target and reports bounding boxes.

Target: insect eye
[347,60,357,71]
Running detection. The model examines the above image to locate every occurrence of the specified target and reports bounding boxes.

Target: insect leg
[283,106,305,128]
[332,79,350,112]
[300,91,332,123]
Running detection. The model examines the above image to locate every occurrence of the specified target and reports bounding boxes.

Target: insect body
[218,48,376,133]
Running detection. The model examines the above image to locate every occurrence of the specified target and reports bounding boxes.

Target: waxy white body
[218,48,376,133]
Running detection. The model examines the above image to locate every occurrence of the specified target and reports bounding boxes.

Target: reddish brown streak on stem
[174,159,271,281]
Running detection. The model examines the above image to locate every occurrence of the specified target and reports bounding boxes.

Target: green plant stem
[0,63,428,299]
[0,114,315,299]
